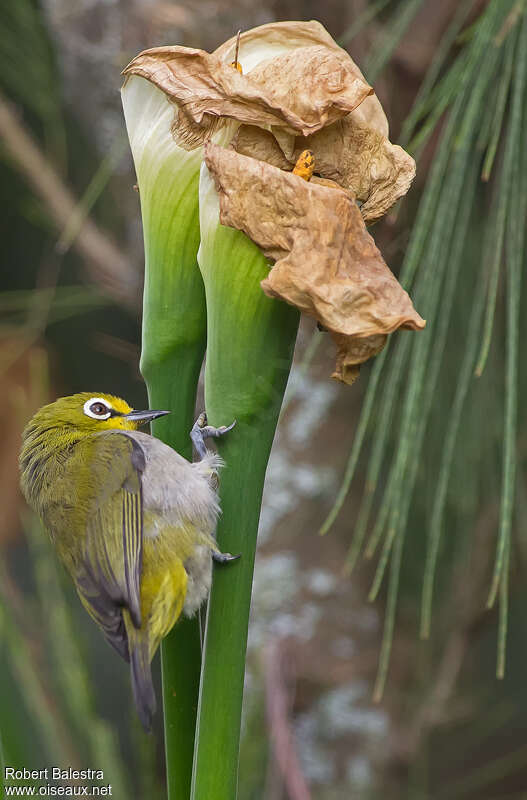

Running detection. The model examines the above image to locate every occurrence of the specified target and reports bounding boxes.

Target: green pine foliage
[323,0,527,698]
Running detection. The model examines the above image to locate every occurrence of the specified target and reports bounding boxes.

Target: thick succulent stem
[191,168,299,799]
[142,240,205,798]
[131,111,206,798]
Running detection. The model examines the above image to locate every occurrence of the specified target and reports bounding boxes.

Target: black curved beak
[124,409,170,425]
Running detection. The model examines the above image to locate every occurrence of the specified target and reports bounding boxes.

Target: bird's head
[24,392,170,438]
[19,393,169,509]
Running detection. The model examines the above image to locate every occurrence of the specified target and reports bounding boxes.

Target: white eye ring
[83,397,112,420]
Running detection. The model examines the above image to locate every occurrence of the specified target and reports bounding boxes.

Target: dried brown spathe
[122,20,422,382]
[122,41,373,148]
[122,20,415,223]
[300,117,416,224]
[204,142,425,384]
[212,21,389,136]
[232,116,415,225]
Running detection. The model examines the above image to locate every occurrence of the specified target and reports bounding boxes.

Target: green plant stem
[159,620,202,800]
[139,161,207,800]
[192,211,299,799]
[147,360,204,800]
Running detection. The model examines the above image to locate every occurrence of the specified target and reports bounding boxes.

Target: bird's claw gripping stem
[191,414,239,564]
[212,551,241,565]
[190,412,236,460]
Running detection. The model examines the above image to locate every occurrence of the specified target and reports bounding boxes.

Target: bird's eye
[83,397,112,420]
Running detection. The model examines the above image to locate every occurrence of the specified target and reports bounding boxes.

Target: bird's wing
[73,432,145,661]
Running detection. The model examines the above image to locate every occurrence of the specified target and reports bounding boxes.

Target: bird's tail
[123,610,156,732]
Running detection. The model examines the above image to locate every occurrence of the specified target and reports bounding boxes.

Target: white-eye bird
[19,392,236,730]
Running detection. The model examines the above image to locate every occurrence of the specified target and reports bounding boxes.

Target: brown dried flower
[204,142,424,384]
[122,20,423,384]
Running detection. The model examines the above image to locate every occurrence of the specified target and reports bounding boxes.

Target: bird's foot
[212,551,241,565]
[190,413,236,459]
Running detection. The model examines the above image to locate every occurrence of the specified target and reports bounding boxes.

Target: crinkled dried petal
[296,116,416,223]
[230,129,358,197]
[122,24,375,149]
[215,21,388,137]
[122,46,291,148]
[347,88,388,138]
[231,125,292,170]
[243,45,374,132]
[214,20,345,67]
[331,333,387,385]
[231,116,415,224]
[204,142,425,382]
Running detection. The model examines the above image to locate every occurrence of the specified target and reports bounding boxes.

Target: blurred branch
[0,90,139,308]
[263,641,311,800]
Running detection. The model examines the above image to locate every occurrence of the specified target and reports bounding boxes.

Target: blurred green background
[2,1,527,798]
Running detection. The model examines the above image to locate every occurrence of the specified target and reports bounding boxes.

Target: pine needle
[369,153,479,636]
[415,158,480,638]
[474,46,516,376]
[373,524,405,701]
[328,78,465,542]
[319,346,387,536]
[419,246,488,638]
[365,0,426,82]
[487,9,527,611]
[343,0,522,695]
[497,534,510,679]
[400,0,477,146]
[481,39,515,181]
[338,0,392,46]
[367,66,488,602]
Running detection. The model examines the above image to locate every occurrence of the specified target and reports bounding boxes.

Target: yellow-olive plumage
[19,392,235,730]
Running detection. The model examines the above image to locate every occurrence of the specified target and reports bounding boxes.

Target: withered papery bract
[216,24,414,225]
[122,24,374,149]
[204,142,425,384]
[233,117,416,225]
[212,22,389,136]
[299,118,416,224]
[122,20,415,224]
[122,20,422,384]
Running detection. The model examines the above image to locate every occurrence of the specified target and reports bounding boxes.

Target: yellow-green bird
[19,392,236,731]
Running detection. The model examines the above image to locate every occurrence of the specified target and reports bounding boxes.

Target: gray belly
[126,431,218,617]
[125,430,220,538]
[183,545,213,616]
